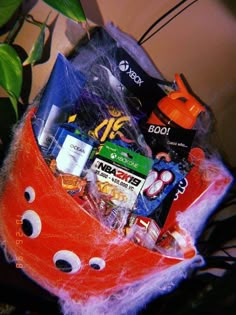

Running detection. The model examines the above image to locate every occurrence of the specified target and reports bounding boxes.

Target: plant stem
[4,15,25,45]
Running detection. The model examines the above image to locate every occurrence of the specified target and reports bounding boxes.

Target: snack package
[134,158,191,219]
[69,89,150,155]
[161,147,233,236]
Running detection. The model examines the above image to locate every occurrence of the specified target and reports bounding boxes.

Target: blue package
[133,159,191,217]
[69,89,150,155]
[32,53,86,151]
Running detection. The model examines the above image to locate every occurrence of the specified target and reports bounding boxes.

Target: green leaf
[43,0,86,23]
[0,44,22,119]
[23,13,50,66]
[0,0,22,28]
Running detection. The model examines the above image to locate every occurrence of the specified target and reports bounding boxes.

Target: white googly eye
[89,257,106,271]
[21,210,41,238]
[24,186,36,203]
[53,250,81,274]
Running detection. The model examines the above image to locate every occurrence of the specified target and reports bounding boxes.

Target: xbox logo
[119,60,129,72]
[118,59,144,87]
[110,153,117,159]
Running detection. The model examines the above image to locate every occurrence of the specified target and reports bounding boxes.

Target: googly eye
[24,186,36,203]
[89,257,106,271]
[53,250,81,274]
[21,210,41,238]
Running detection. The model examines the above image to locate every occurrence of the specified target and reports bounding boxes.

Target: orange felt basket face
[0,26,233,314]
[0,107,191,302]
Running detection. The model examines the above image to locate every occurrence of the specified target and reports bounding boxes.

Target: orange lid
[158,74,206,129]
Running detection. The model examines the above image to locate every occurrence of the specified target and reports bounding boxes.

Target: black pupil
[24,191,31,202]
[55,260,72,273]
[90,263,101,270]
[22,219,33,236]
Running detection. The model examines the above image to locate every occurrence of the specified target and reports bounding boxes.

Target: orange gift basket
[0,25,233,315]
